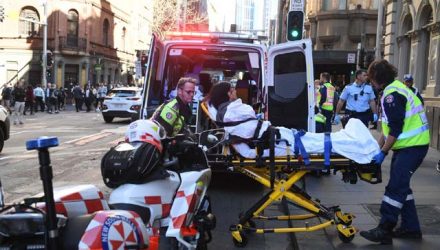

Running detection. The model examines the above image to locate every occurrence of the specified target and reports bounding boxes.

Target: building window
[323,43,333,50]
[19,7,40,37]
[103,19,110,46]
[121,27,126,51]
[322,0,346,11]
[67,10,79,37]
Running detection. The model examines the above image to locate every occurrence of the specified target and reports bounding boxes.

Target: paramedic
[334,69,378,127]
[318,72,334,132]
[152,77,196,137]
[360,60,429,244]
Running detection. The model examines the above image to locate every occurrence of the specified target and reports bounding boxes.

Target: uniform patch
[166,112,173,120]
[385,95,394,103]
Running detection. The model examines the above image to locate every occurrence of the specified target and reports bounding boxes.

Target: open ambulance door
[266,39,315,132]
[141,34,165,119]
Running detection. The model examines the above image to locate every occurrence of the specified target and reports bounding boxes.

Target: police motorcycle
[0,120,218,249]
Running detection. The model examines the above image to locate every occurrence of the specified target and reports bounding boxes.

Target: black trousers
[321,109,333,132]
[347,110,371,127]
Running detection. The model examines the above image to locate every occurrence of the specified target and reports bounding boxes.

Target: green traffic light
[291,30,299,38]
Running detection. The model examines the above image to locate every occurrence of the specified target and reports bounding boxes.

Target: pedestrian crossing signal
[287,11,304,41]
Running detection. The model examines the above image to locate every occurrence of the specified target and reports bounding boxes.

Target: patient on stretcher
[206,82,380,164]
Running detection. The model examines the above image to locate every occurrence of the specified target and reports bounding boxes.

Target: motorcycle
[0,129,222,249]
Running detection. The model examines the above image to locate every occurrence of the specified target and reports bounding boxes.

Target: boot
[360,224,393,244]
[392,228,422,239]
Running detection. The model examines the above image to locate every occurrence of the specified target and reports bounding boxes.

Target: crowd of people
[1,80,111,125]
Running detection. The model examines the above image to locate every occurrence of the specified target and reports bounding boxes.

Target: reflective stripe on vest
[380,80,430,149]
[321,82,334,111]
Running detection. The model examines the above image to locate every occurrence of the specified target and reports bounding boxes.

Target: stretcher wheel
[232,232,248,247]
[338,231,355,243]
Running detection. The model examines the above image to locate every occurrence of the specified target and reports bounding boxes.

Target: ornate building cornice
[408,30,421,42]
[427,22,440,36]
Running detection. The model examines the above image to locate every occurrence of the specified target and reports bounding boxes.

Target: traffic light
[287,11,304,41]
[46,52,53,67]
[46,69,52,82]
[140,54,148,76]
[364,54,375,69]
[0,5,5,22]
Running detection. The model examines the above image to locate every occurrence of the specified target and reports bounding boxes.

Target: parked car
[102,87,142,123]
[0,105,10,153]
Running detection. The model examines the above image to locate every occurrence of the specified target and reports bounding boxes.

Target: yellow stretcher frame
[200,101,381,247]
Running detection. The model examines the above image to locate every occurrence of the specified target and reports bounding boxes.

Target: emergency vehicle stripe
[145,196,162,204]
[383,195,403,208]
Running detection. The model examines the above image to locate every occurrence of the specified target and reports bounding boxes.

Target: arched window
[67,10,79,37]
[103,19,110,46]
[398,15,413,78]
[19,7,40,36]
[322,0,346,11]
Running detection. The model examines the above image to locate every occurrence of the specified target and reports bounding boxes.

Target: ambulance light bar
[165,31,261,44]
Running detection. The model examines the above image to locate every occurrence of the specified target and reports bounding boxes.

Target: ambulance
[140,32,316,132]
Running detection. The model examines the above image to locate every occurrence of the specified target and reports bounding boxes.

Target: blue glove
[373,151,386,165]
[373,113,378,123]
[334,115,341,125]
[256,113,264,120]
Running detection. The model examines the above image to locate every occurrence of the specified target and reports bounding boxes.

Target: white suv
[0,105,10,153]
[102,87,143,123]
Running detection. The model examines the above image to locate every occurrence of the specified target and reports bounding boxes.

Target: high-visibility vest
[315,86,321,107]
[315,113,326,124]
[321,82,335,111]
[381,80,430,149]
[152,98,185,137]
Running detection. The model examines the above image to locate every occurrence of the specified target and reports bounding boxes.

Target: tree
[151,0,208,38]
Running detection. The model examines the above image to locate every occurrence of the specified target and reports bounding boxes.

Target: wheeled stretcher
[206,129,382,246]
[199,101,382,246]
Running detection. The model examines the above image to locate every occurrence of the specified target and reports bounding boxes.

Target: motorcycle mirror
[207,134,218,144]
[0,179,4,208]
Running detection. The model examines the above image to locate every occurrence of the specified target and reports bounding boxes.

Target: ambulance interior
[147,45,263,111]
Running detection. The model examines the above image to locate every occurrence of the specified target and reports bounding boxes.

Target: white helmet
[125,119,166,152]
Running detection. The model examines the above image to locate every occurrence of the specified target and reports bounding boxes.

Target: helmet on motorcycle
[125,119,165,152]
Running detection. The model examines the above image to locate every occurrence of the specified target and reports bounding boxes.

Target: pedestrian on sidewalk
[23,85,34,115]
[360,59,430,245]
[72,83,83,112]
[33,84,45,112]
[11,80,26,125]
[1,83,13,114]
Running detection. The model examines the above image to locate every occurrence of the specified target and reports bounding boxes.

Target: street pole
[375,0,384,60]
[42,0,47,87]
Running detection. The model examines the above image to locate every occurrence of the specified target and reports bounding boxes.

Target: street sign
[290,0,304,11]
[94,64,102,71]
[347,53,356,64]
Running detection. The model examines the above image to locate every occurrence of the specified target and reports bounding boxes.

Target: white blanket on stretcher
[232,119,380,164]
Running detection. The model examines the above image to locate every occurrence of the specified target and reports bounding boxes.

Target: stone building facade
[277,0,379,87]
[0,0,152,90]
[383,0,440,149]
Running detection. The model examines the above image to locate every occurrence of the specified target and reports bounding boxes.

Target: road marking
[108,137,125,146]
[65,132,114,146]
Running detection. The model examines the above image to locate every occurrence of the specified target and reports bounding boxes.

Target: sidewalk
[294,126,440,249]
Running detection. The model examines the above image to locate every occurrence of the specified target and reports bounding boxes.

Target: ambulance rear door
[141,34,165,119]
[266,39,315,132]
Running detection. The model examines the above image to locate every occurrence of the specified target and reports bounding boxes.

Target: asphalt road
[0,109,289,249]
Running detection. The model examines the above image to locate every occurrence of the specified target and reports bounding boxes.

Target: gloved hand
[334,115,341,125]
[373,113,378,123]
[256,113,264,120]
[373,151,386,165]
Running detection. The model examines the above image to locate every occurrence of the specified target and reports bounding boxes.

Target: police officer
[360,60,430,244]
[334,70,378,127]
[152,77,196,137]
[403,74,424,105]
[318,72,334,132]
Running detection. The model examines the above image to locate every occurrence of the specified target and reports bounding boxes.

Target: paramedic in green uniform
[152,77,196,137]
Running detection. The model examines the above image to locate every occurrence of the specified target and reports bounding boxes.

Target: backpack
[100,142,164,188]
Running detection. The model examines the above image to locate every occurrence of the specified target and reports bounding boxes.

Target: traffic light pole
[42,1,47,87]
